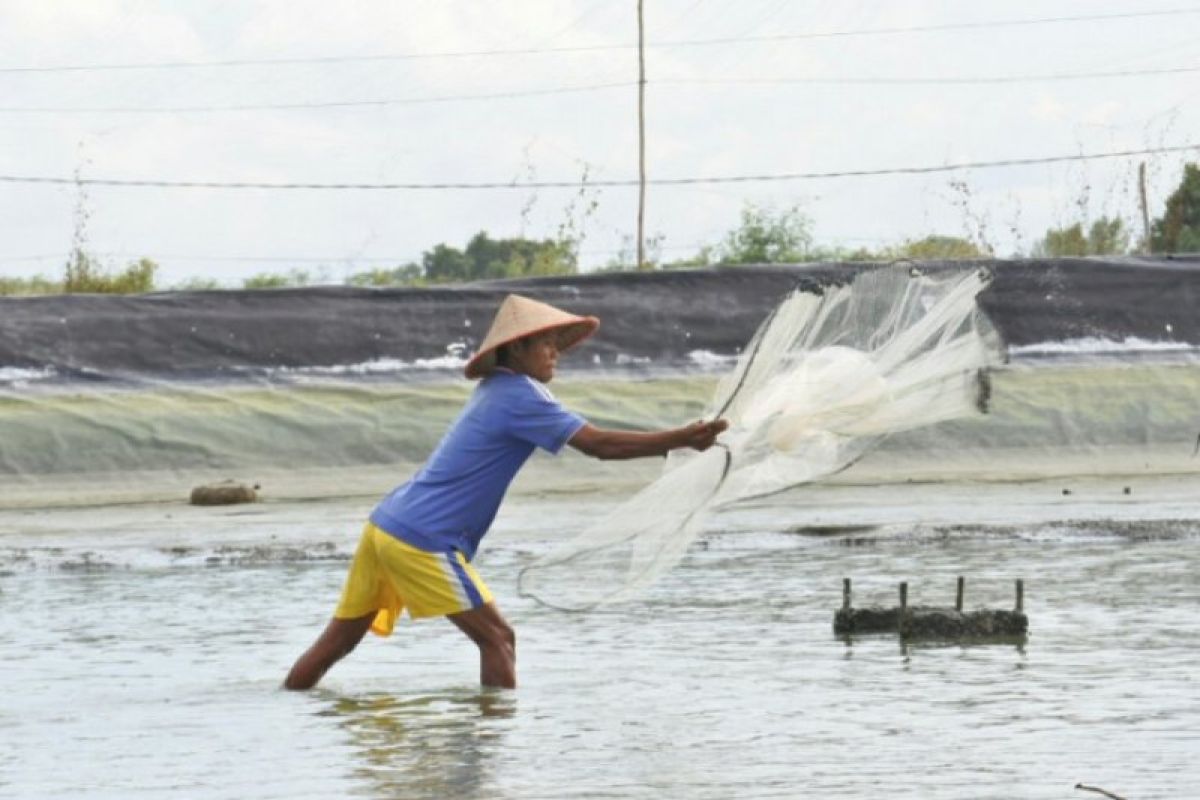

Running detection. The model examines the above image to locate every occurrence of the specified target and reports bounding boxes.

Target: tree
[463,231,575,279]
[1150,162,1200,253]
[1035,224,1088,256]
[422,243,474,283]
[1086,217,1130,255]
[419,232,576,284]
[1033,217,1130,257]
[714,203,814,265]
[881,235,986,260]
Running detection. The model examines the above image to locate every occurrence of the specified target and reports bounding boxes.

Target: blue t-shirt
[369,369,586,560]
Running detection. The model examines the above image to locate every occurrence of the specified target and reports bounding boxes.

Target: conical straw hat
[464,293,600,379]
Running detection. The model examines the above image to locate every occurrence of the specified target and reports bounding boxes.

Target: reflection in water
[836,632,1029,657]
[315,689,516,800]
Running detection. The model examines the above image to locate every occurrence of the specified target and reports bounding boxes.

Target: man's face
[509,332,559,383]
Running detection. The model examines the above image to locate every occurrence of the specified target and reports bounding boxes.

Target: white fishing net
[518,265,1006,610]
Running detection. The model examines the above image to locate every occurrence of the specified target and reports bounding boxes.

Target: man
[284,293,728,690]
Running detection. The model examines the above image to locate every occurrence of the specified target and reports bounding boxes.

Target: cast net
[517,265,1006,610]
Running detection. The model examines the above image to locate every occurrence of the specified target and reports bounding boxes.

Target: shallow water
[2,483,1198,799]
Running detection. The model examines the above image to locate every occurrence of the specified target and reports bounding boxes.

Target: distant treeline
[3,163,1198,296]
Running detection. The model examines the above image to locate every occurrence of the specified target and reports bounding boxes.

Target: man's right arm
[568,420,728,461]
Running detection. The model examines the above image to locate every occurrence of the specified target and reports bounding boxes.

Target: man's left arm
[568,420,727,460]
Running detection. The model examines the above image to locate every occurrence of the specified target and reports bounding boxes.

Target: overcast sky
[2,1,1198,287]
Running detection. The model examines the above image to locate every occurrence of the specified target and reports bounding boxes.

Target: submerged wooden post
[956,576,965,612]
[843,578,852,610]
[1015,579,1024,613]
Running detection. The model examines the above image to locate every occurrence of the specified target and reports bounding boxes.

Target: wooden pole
[1015,579,1025,613]
[899,581,908,635]
[955,576,965,612]
[842,578,851,610]
[1138,161,1152,254]
[636,0,647,270]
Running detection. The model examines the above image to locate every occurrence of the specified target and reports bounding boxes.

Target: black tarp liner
[1,256,1198,377]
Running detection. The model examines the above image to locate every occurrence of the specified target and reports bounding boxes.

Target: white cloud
[1,0,1198,284]
[0,1,205,62]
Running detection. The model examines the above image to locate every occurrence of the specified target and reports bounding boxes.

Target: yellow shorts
[334,522,494,636]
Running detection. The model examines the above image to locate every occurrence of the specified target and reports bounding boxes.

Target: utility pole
[636,0,648,270]
[1138,161,1152,254]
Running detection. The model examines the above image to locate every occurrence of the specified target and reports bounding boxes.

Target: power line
[0,252,412,265]
[5,64,1198,115]
[2,143,1196,191]
[0,82,634,114]
[2,8,1197,73]
[663,64,1200,88]
[651,7,1200,47]
[0,253,64,263]
[0,243,702,265]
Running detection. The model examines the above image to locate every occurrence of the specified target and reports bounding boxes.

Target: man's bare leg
[448,603,516,689]
[284,613,376,691]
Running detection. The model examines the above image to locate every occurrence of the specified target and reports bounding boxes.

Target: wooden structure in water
[834,577,1028,638]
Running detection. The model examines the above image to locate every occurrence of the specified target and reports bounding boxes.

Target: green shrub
[0,274,63,295]
[63,252,157,294]
[242,268,315,289]
[346,264,424,287]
